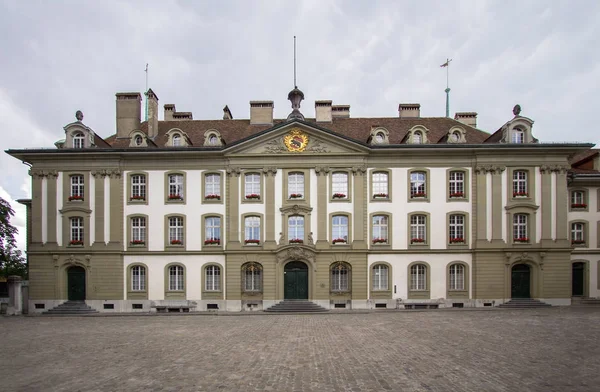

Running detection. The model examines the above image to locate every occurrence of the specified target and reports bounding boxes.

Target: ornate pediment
[275,245,316,265]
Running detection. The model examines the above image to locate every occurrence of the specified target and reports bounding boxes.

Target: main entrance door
[572,262,585,297]
[511,264,531,298]
[68,266,86,301]
[284,261,308,299]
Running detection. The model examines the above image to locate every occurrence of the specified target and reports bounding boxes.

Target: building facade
[7,87,600,313]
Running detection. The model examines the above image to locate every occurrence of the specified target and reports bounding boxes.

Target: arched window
[204,173,221,200]
[169,216,184,245]
[372,172,389,198]
[410,264,427,290]
[172,134,182,146]
[331,262,350,292]
[134,135,143,146]
[513,214,528,243]
[204,216,221,245]
[410,172,426,198]
[571,222,585,245]
[205,265,221,291]
[130,217,146,245]
[332,172,348,199]
[413,131,422,144]
[244,173,261,199]
[131,174,146,201]
[69,175,84,201]
[448,214,465,243]
[73,132,85,148]
[208,135,218,145]
[372,264,388,291]
[372,215,388,244]
[244,216,260,244]
[131,265,146,291]
[448,171,464,198]
[69,217,84,245]
[168,174,184,200]
[512,171,528,197]
[512,128,524,143]
[168,265,184,291]
[288,215,304,243]
[242,263,262,292]
[332,215,349,244]
[410,215,427,244]
[288,172,304,199]
[570,191,586,209]
[448,264,464,291]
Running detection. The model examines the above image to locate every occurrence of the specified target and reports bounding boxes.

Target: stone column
[315,166,329,249]
[539,166,553,242]
[30,170,44,244]
[46,171,58,244]
[91,170,106,245]
[352,166,367,249]
[226,167,241,250]
[7,275,23,315]
[491,166,505,243]
[474,167,488,244]
[109,170,123,245]
[554,166,570,241]
[263,167,277,250]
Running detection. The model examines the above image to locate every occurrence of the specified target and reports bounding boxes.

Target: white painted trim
[535,167,541,243]
[41,177,47,244]
[501,170,507,243]
[104,175,110,244]
[56,172,63,246]
[551,172,557,240]
[89,173,95,245]
[486,172,492,241]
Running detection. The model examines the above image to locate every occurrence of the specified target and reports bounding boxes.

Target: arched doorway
[511,264,531,298]
[284,261,308,300]
[572,262,585,297]
[67,266,86,301]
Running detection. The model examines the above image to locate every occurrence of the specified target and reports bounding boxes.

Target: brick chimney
[146,89,159,139]
[115,92,141,138]
[250,101,274,125]
[315,100,332,122]
[164,104,175,121]
[223,105,233,120]
[172,112,193,120]
[332,105,350,118]
[454,112,478,128]
[398,104,420,118]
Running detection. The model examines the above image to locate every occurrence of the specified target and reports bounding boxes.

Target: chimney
[454,112,478,128]
[115,92,141,138]
[146,89,159,139]
[398,103,420,118]
[164,104,175,121]
[223,105,233,120]
[172,112,193,120]
[250,101,274,125]
[315,100,332,122]
[331,105,350,118]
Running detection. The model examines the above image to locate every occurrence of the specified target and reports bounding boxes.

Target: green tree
[0,197,27,278]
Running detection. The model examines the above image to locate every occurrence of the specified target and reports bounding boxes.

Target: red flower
[449,237,464,243]
[411,238,425,243]
[289,239,304,244]
[571,203,587,208]
[449,192,464,198]
[245,194,260,199]
[332,193,347,199]
[373,193,388,198]
[513,192,528,197]
[130,240,145,245]
[332,238,347,244]
[372,238,387,244]
[289,193,303,198]
[204,239,221,245]
[205,194,220,200]
[68,195,83,201]
[245,239,260,244]
[130,195,145,201]
[411,192,426,198]
[69,240,83,246]
[170,239,183,245]
[168,194,183,200]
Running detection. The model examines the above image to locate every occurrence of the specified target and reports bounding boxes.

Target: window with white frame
[372,215,388,244]
[449,171,464,198]
[70,175,84,201]
[372,172,389,198]
[332,215,349,244]
[169,216,184,245]
[449,264,464,290]
[168,174,184,200]
[288,172,304,199]
[571,191,586,208]
[70,217,84,245]
[571,222,585,245]
[131,266,146,291]
[73,132,85,148]
[410,264,427,290]
[288,215,304,243]
[413,131,422,144]
[512,171,528,197]
[410,172,426,198]
[513,214,528,242]
[134,135,143,146]
[131,217,146,244]
[332,172,348,199]
[244,216,260,244]
[449,214,465,244]
[204,173,221,199]
[245,173,261,199]
[372,264,388,290]
[410,215,426,244]
[512,129,525,143]
[243,263,262,292]
[205,217,221,245]
[131,174,146,201]
[168,265,184,291]
[205,265,221,291]
[331,263,349,292]
[172,134,182,146]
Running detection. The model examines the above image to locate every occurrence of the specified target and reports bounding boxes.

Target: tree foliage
[0,197,26,278]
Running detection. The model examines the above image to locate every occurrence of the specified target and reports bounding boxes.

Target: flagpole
[441,58,452,118]
[144,63,149,121]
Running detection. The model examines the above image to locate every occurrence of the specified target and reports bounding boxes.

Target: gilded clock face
[284,129,309,152]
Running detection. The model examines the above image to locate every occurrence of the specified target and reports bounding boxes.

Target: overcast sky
[1,0,599,251]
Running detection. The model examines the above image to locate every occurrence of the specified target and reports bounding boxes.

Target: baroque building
[6,87,600,313]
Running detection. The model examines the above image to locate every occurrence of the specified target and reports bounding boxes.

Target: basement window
[132,304,143,310]
[207,304,219,310]
[452,303,464,308]
[35,303,45,309]
[103,304,115,310]
[334,303,346,309]
[375,303,387,309]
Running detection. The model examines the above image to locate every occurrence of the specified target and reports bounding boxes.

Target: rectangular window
[244,265,261,292]
[332,215,349,244]
[332,172,348,199]
[372,215,388,244]
[169,217,184,245]
[372,265,388,291]
[244,216,260,244]
[131,175,146,200]
[131,217,146,244]
[168,174,184,200]
[245,173,261,199]
[205,266,221,291]
[571,191,586,208]
[169,266,184,291]
[411,265,426,290]
[70,175,84,200]
[449,214,464,243]
[410,172,426,198]
[372,172,389,198]
[331,265,349,292]
[205,173,221,199]
[410,215,426,243]
[571,223,585,244]
[73,133,85,149]
[449,171,464,198]
[512,130,524,143]
[513,214,528,242]
[288,172,305,199]
[288,216,304,243]
[131,266,146,291]
[449,264,464,290]
[70,217,84,244]
[205,217,221,245]
[512,171,528,197]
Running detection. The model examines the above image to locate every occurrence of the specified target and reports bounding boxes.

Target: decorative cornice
[540,164,570,174]
[351,166,367,176]
[29,169,58,179]
[315,166,330,176]
[91,169,121,179]
[475,165,506,175]
[276,246,316,264]
[280,204,313,215]
[226,166,241,177]
[262,167,278,176]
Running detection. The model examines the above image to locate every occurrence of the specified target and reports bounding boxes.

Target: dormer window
[512,128,525,143]
[447,127,466,144]
[172,134,182,146]
[134,135,143,146]
[73,132,85,148]
[209,135,217,145]
[407,126,429,144]
[413,132,422,144]
[203,130,224,147]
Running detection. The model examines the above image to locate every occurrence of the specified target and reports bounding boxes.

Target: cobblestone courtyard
[1,308,599,392]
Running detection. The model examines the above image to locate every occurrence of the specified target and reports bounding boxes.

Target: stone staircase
[573,297,600,306]
[497,298,552,309]
[44,301,99,315]
[264,300,329,313]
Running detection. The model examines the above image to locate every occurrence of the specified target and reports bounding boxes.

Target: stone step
[265,300,329,313]
[43,301,99,315]
[497,298,552,308]
[580,299,600,305]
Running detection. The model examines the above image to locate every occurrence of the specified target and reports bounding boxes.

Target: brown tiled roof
[569,168,600,174]
[104,116,490,148]
[569,148,598,166]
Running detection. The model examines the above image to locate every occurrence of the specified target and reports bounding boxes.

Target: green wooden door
[68,266,86,301]
[572,262,584,297]
[284,261,308,299]
[511,264,531,299]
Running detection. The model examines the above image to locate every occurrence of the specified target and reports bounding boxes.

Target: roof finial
[287,36,305,121]
[75,110,83,122]
[440,58,452,117]
[294,36,297,88]
[144,63,149,121]
[513,104,521,116]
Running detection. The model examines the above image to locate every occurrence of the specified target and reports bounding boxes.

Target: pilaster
[226,166,241,249]
[474,166,488,245]
[554,166,570,241]
[352,165,367,249]
[91,170,105,245]
[315,166,330,249]
[29,170,45,244]
[491,166,505,243]
[46,171,58,244]
[263,167,277,249]
[539,166,553,241]
[108,170,123,245]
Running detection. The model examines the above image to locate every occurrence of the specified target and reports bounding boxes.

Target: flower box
[245,239,260,245]
[205,194,221,200]
[571,203,587,209]
[130,195,146,201]
[68,195,84,201]
[449,237,465,244]
[449,192,464,198]
[289,239,304,244]
[411,192,426,198]
[289,193,303,199]
[410,238,425,244]
[332,238,347,244]
[168,194,183,200]
[373,193,388,199]
[513,192,528,197]
[513,237,529,243]
[204,239,221,245]
[245,194,260,200]
[170,239,183,245]
[129,240,145,246]
[571,239,586,245]
[69,240,84,246]
[372,238,387,244]
[332,193,347,199]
